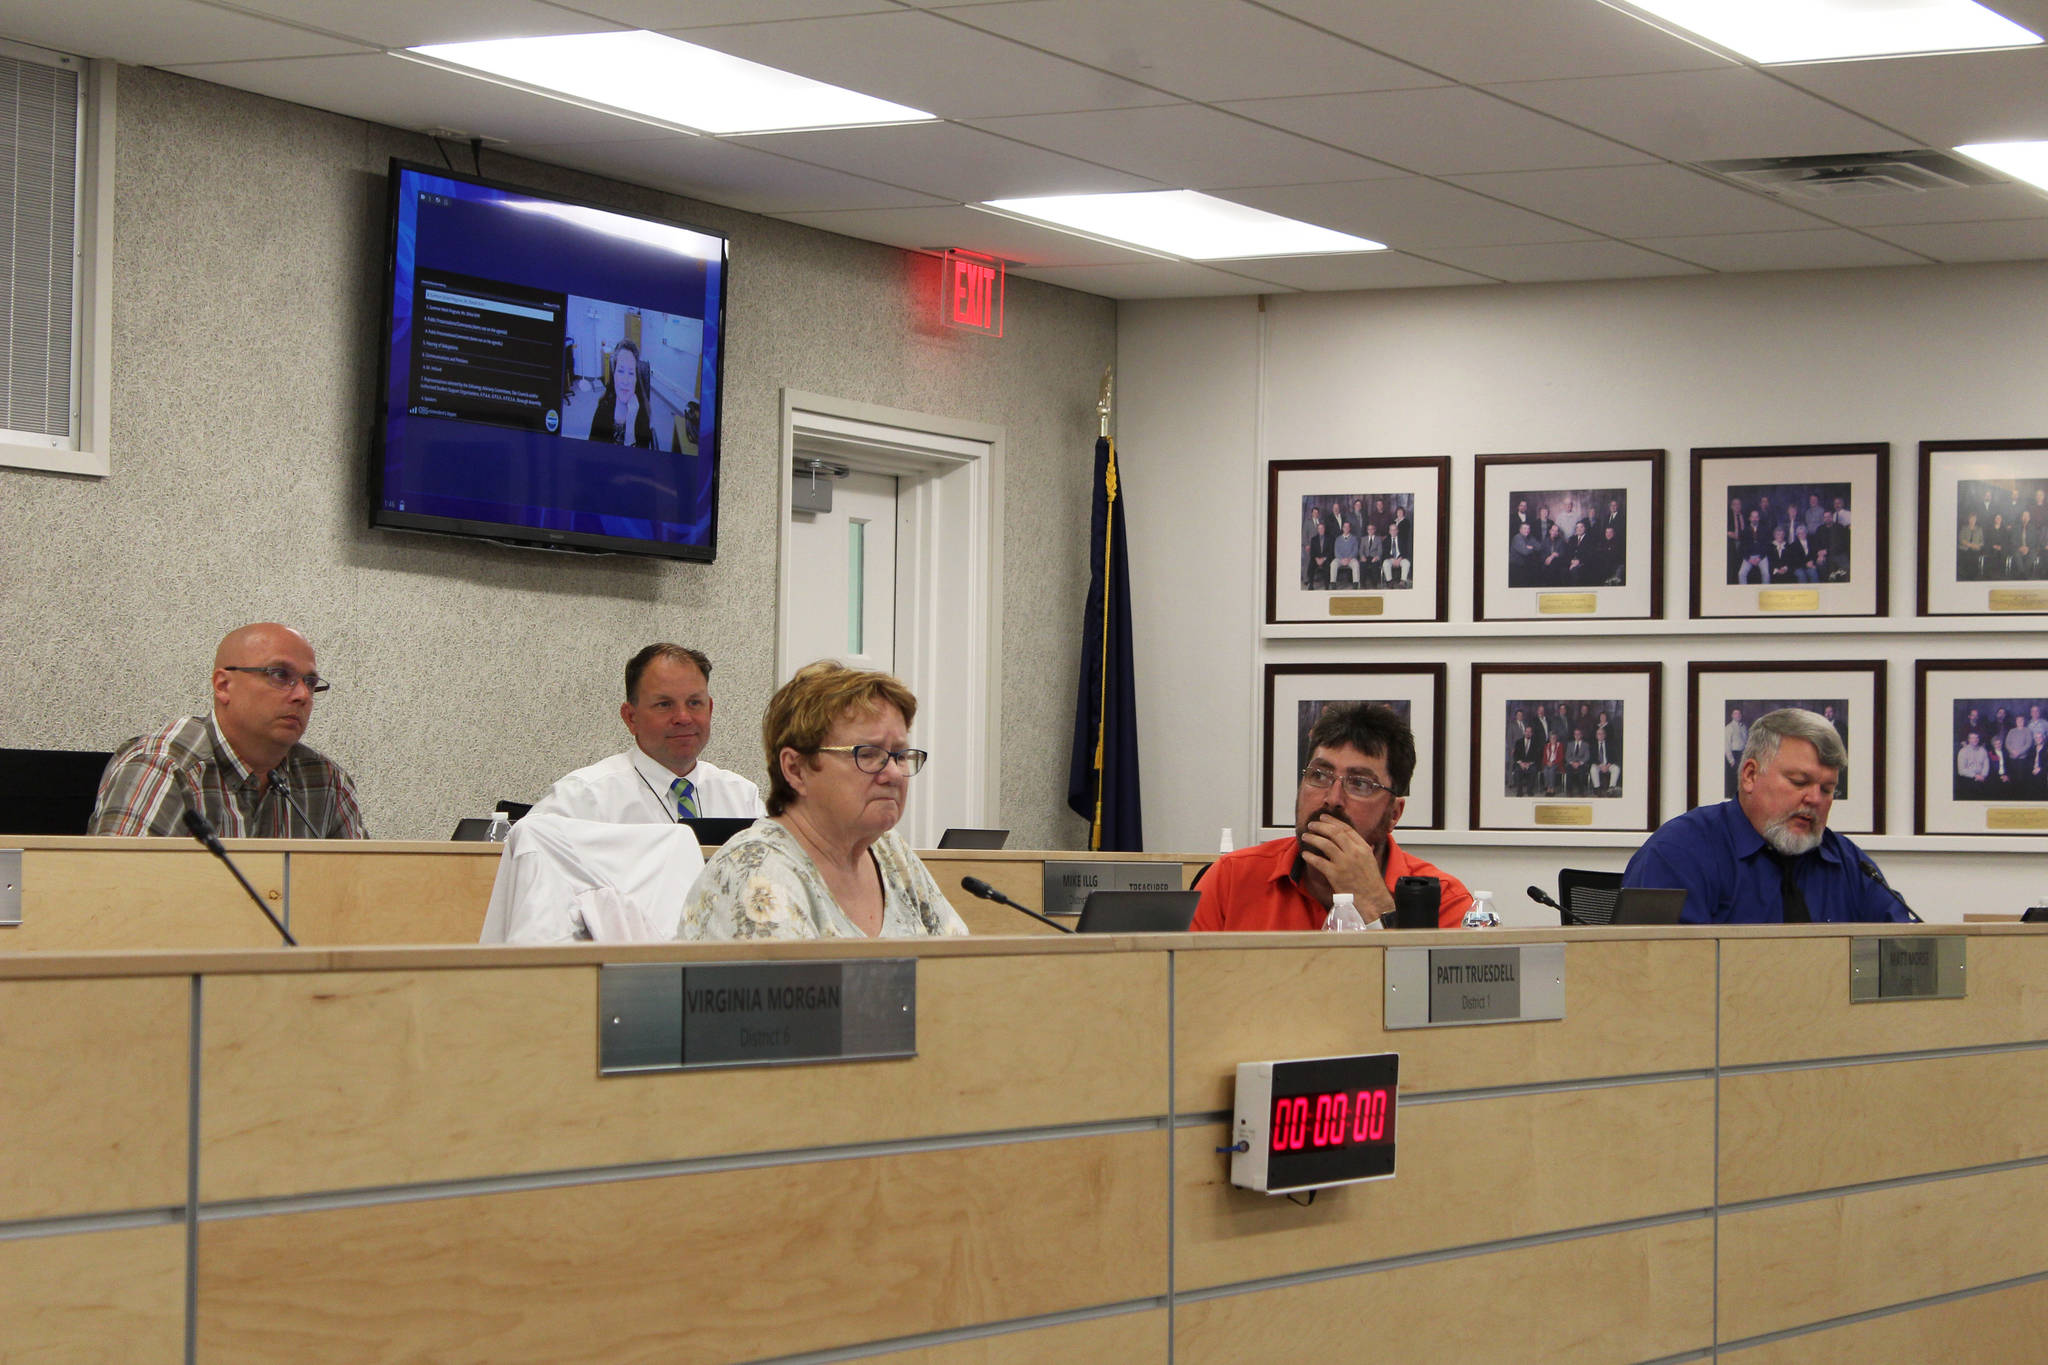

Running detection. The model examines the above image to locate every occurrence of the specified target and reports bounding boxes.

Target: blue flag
[1067,436,1143,851]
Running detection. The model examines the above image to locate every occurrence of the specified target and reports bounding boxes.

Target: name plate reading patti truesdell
[1757,588,1820,612]
[1987,807,2048,831]
[1533,804,1592,826]
[1537,593,1597,615]
[1384,944,1565,1029]
[1849,937,1966,1003]
[1328,596,1385,617]
[1042,860,1180,917]
[598,960,916,1074]
[1989,589,2048,612]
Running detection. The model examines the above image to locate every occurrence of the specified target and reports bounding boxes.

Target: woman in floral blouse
[677,661,968,941]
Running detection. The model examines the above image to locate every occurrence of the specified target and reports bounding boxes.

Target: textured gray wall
[0,66,1110,845]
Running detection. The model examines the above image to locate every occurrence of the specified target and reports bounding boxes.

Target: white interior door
[785,469,899,672]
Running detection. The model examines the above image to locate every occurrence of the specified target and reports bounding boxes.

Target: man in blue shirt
[1624,708,1913,923]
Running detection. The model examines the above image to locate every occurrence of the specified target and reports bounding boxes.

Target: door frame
[777,389,1004,848]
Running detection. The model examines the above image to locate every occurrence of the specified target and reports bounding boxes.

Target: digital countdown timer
[1231,1052,1399,1194]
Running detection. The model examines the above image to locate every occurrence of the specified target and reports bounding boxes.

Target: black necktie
[1767,851,1812,923]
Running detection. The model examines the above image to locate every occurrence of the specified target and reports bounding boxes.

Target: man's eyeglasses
[1301,763,1393,802]
[224,665,330,694]
[814,744,928,776]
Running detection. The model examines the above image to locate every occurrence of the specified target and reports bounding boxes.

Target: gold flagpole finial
[1097,365,1113,439]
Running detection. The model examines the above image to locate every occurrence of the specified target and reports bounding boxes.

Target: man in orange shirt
[1192,703,1471,931]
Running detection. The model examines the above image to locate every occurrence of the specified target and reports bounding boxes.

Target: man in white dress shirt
[529,643,766,823]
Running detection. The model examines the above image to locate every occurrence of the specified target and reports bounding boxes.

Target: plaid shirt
[88,713,367,838]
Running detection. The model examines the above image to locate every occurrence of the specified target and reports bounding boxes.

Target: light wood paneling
[0,977,188,1220]
[955,898,1064,937]
[1177,1078,1714,1289]
[0,1223,185,1364]
[855,1310,1166,1364]
[1175,939,1716,1112]
[287,848,499,944]
[1720,933,2048,1066]
[1718,1162,2048,1341]
[196,1130,1168,1365]
[1720,1275,2048,1363]
[1721,1050,2048,1203]
[1174,1218,1713,1364]
[6,845,285,950]
[200,952,1168,1199]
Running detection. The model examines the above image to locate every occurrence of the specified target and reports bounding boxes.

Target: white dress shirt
[528,748,766,824]
[479,814,706,944]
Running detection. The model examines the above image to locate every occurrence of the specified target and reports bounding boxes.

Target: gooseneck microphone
[182,807,298,946]
[1861,859,1922,923]
[960,876,1073,934]
[1527,885,1568,918]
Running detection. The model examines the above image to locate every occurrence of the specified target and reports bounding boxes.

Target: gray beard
[1761,816,1822,858]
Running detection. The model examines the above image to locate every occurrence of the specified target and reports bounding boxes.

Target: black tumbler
[1393,875,1440,929]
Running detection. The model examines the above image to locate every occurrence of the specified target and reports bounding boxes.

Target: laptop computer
[1611,887,1688,925]
[1075,890,1200,934]
[937,827,1010,850]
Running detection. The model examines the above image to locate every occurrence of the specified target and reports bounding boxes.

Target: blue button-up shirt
[1623,799,1910,924]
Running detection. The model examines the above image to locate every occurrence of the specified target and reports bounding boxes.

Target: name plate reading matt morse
[1384,944,1566,1029]
[598,959,916,1075]
[1042,861,1182,918]
[1849,937,1966,1003]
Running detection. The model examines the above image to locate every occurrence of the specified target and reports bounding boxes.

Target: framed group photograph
[1686,661,1885,834]
[1917,438,2048,616]
[1916,660,2048,835]
[1473,449,1665,622]
[1261,663,1447,833]
[1266,457,1450,626]
[1470,664,1660,833]
[1691,443,1889,620]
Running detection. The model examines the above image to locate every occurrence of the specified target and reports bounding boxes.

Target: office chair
[0,747,114,835]
[1557,868,1625,926]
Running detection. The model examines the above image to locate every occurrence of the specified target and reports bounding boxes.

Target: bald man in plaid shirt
[89,623,365,838]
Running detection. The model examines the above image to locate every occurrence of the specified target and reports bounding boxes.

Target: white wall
[1118,261,2048,923]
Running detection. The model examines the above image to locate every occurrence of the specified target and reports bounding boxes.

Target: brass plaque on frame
[1757,589,1820,612]
[1329,597,1385,617]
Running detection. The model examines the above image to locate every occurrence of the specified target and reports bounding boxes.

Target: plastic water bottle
[1323,892,1370,932]
[485,811,512,843]
[1219,827,1235,854]
[1463,889,1501,929]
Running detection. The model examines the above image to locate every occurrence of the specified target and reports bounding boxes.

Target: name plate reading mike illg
[1384,944,1565,1029]
[1042,861,1182,917]
[1850,937,1965,1003]
[599,959,916,1074]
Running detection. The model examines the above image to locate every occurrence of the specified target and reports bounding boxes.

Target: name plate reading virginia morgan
[1329,596,1385,617]
[1757,588,1819,612]
[1534,804,1592,826]
[1538,593,1597,614]
[599,959,916,1074]
[1987,807,2048,831]
[1385,944,1565,1029]
[1989,589,2048,612]
[1850,937,1965,1003]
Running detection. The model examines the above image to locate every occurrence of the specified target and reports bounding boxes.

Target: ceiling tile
[1424,239,1707,283]
[1772,46,2048,148]
[665,11,1178,118]
[771,204,1163,265]
[1220,177,1599,248]
[1789,182,2048,229]
[508,134,948,214]
[934,0,1446,102]
[1634,228,1930,272]
[1006,259,1287,298]
[0,0,367,63]
[563,1,898,27]
[964,105,1401,190]
[1448,163,1826,237]
[1258,0,1734,83]
[1489,68,1911,163]
[725,122,1164,201]
[1863,218,2048,263]
[1217,251,1494,290]
[161,52,679,145]
[1221,87,1653,176]
[209,0,613,49]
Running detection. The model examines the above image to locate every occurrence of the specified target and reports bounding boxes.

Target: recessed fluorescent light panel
[1620,0,2040,62]
[1956,140,2048,193]
[981,191,1385,260]
[409,31,935,135]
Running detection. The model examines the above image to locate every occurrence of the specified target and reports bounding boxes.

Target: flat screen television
[370,160,728,560]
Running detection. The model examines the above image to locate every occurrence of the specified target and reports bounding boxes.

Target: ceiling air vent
[1695,150,2002,199]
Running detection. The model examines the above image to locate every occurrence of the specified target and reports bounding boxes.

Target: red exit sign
[941,250,1004,336]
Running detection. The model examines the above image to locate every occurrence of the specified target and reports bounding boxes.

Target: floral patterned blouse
[677,819,970,941]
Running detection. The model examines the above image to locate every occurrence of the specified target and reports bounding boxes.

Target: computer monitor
[937,827,1009,850]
